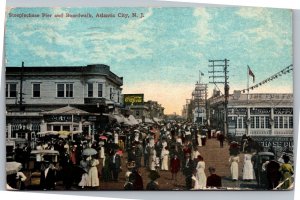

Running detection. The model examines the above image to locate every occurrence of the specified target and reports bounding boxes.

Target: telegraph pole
[19,61,25,111]
[208,59,229,136]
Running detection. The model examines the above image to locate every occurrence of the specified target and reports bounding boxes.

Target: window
[289,116,293,129]
[57,84,64,97]
[6,83,17,98]
[117,91,120,103]
[88,83,93,97]
[251,116,271,129]
[274,116,293,129]
[98,83,103,97]
[279,117,283,128]
[265,116,271,129]
[283,116,289,129]
[53,126,60,131]
[32,83,40,97]
[260,117,265,129]
[255,116,260,128]
[66,83,73,97]
[57,83,73,98]
[110,88,113,100]
[237,116,245,129]
[251,116,255,128]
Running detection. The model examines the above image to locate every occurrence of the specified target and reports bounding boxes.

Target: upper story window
[98,83,103,97]
[87,83,93,97]
[110,88,113,100]
[57,83,73,98]
[32,83,40,98]
[6,83,17,98]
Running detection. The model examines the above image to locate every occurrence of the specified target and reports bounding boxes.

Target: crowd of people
[7,121,294,191]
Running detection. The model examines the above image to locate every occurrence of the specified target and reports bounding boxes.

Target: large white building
[209,91,293,152]
[6,64,123,145]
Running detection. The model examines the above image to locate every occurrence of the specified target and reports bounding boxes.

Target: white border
[0,1,298,200]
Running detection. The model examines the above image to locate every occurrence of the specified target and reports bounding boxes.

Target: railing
[274,129,293,136]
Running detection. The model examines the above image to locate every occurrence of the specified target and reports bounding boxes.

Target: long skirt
[230,162,239,180]
[87,166,99,187]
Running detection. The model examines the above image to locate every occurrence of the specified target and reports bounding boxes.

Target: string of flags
[240,64,293,93]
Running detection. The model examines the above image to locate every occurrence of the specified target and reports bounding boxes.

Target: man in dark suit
[182,153,194,190]
[266,156,281,190]
[40,161,56,190]
[110,149,122,182]
[206,167,222,188]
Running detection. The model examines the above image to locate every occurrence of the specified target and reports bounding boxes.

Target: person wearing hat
[124,173,135,190]
[183,153,194,190]
[206,166,222,188]
[229,154,240,181]
[124,161,135,190]
[279,155,294,189]
[40,160,56,190]
[146,170,160,190]
[170,154,181,182]
[109,149,122,182]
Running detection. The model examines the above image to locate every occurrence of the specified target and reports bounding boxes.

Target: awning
[145,118,154,124]
[6,162,22,175]
[41,105,90,115]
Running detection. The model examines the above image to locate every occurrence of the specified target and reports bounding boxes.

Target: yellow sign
[124,94,144,105]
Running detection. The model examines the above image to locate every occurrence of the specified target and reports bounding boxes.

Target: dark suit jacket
[207,174,222,187]
[110,154,121,169]
[40,168,56,190]
[183,158,194,176]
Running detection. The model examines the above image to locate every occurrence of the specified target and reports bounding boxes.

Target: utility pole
[208,59,229,136]
[19,61,25,111]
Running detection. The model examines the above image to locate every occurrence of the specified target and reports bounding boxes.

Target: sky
[4,7,293,115]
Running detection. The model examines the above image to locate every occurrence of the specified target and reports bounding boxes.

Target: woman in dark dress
[170,154,181,181]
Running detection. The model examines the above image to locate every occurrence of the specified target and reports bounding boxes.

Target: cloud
[235,8,291,48]
[192,7,215,45]
[86,8,154,63]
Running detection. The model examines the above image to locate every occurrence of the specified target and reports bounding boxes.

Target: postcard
[4,7,293,191]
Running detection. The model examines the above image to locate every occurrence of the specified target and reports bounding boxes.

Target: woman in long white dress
[242,154,254,181]
[197,133,202,147]
[78,157,89,188]
[229,155,240,181]
[195,156,207,189]
[87,156,100,187]
[150,149,157,171]
[161,147,170,171]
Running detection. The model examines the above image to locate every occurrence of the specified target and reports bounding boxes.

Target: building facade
[209,91,293,152]
[6,64,123,145]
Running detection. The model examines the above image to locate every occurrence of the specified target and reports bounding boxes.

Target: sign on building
[123,94,144,106]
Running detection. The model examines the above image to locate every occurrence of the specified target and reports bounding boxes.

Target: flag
[248,65,255,83]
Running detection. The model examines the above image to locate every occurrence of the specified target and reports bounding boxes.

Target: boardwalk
[23,137,259,191]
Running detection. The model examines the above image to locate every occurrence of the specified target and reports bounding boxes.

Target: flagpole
[199,70,201,84]
[247,65,249,103]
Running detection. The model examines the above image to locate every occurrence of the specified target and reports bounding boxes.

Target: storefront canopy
[42,105,90,115]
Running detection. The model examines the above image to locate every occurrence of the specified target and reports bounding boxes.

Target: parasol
[6,162,22,175]
[105,132,113,136]
[31,149,59,155]
[82,148,97,156]
[116,150,123,156]
[37,131,59,136]
[58,130,71,136]
[99,135,108,140]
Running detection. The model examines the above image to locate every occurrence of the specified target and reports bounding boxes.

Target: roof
[42,105,89,115]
